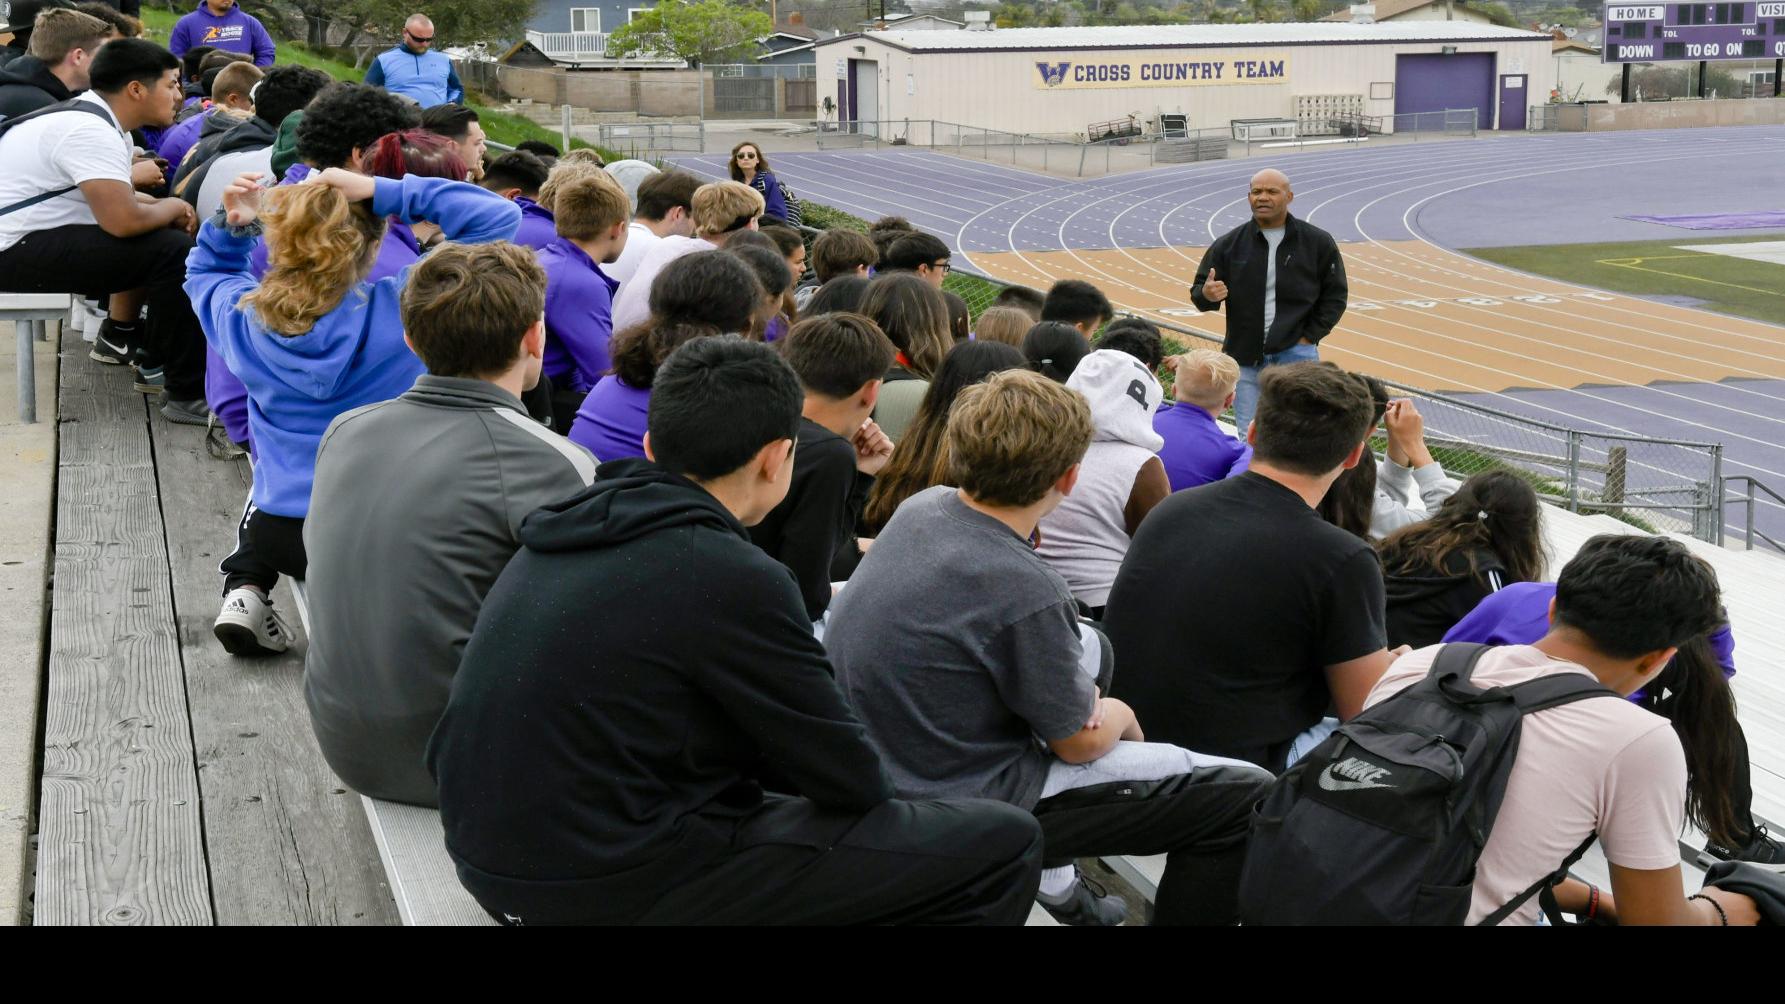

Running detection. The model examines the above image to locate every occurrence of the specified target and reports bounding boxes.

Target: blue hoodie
[186,175,520,518]
[168,2,277,67]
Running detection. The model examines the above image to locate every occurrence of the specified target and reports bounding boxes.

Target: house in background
[1321,0,1497,25]
[758,18,823,68]
[859,12,966,30]
[522,0,685,66]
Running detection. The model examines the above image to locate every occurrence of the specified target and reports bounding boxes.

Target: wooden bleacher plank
[35,347,211,926]
[146,413,399,926]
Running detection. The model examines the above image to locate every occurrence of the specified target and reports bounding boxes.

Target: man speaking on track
[1189,168,1348,436]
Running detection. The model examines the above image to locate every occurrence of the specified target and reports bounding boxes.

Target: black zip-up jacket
[427,458,894,924]
[0,55,74,120]
[1189,213,1348,366]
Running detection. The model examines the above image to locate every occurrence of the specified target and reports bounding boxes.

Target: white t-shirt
[1364,644,1686,925]
[609,234,714,334]
[0,91,132,252]
[604,221,662,287]
[1261,225,1286,334]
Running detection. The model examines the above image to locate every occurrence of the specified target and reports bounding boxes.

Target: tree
[254,0,536,57]
[607,0,773,123]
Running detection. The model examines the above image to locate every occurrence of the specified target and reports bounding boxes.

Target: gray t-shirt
[825,485,1097,809]
[1261,225,1287,335]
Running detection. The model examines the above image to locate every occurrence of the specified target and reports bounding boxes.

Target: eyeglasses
[407,32,434,43]
[735,152,758,160]
[929,261,952,273]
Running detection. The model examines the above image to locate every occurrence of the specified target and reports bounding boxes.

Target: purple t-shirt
[1153,402,1252,492]
[512,197,557,251]
[567,375,650,462]
[1442,580,1736,700]
[537,237,620,394]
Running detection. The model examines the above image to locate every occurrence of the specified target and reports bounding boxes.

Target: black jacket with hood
[170,112,272,204]
[0,55,75,120]
[1383,547,1510,649]
[1189,212,1348,366]
[426,457,894,924]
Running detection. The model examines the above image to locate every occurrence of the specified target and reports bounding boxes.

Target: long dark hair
[861,273,951,379]
[862,340,1027,534]
[1377,470,1547,585]
[1636,624,1745,846]
[1022,321,1088,383]
[1318,375,1389,540]
[727,141,771,181]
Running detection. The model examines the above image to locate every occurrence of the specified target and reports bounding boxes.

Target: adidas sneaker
[213,587,293,656]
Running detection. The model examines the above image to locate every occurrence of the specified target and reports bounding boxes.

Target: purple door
[1498,74,1528,130]
[1394,53,1495,130]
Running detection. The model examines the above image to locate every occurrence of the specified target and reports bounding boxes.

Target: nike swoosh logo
[1316,770,1395,792]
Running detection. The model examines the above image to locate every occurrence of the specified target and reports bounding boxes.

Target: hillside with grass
[137,5,619,158]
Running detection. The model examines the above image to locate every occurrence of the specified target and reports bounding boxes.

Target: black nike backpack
[1238,643,1621,926]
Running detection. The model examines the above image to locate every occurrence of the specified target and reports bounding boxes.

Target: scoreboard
[1602,3,1785,62]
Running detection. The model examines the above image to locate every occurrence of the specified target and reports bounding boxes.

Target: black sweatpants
[0,223,207,399]
[1032,757,1271,926]
[486,796,1044,926]
[220,500,306,594]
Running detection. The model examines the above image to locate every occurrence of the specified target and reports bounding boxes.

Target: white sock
[1038,865,1077,901]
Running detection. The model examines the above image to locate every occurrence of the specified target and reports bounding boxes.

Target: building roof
[1552,37,1601,54]
[816,22,1550,53]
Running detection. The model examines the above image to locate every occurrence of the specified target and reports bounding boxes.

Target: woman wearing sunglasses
[727,141,789,225]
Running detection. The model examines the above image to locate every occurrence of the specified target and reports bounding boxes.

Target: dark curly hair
[252,65,331,130]
[295,82,423,170]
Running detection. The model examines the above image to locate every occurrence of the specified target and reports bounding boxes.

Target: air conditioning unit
[964,11,992,30]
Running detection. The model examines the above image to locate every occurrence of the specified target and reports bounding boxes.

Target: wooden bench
[2,293,68,422]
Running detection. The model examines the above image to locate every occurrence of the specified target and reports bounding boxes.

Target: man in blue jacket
[167,0,274,67]
[364,13,462,109]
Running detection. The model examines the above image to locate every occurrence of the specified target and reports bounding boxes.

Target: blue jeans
[1231,341,1320,440]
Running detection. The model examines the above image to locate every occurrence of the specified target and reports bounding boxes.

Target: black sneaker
[89,323,135,365]
[132,365,165,394]
[1037,873,1129,927]
[1706,824,1785,865]
[159,394,211,427]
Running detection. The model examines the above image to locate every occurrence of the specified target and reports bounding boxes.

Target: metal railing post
[1708,445,1724,544]
[561,104,573,154]
[1566,431,1582,512]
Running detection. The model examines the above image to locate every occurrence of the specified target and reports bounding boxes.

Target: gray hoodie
[303,375,596,807]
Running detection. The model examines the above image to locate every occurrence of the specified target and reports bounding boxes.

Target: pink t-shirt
[1364,645,1687,925]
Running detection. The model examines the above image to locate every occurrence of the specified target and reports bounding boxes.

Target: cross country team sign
[1032,54,1291,89]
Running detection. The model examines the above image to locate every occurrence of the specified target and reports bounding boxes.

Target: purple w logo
[1036,62,1071,87]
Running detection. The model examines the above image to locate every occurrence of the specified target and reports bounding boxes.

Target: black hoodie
[427,457,894,924]
[0,55,75,120]
[1383,547,1509,649]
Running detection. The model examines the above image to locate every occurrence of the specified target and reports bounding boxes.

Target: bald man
[1189,168,1348,437]
[364,13,463,108]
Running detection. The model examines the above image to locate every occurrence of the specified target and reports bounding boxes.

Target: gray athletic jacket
[303,375,597,807]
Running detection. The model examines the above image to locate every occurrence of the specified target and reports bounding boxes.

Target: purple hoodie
[1442,580,1736,702]
[567,376,650,462]
[1153,402,1251,492]
[537,237,620,394]
[168,2,276,67]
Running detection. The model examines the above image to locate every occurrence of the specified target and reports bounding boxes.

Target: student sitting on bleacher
[1036,349,1170,618]
[1378,470,1545,649]
[1444,579,1783,866]
[861,273,952,441]
[1153,349,1251,492]
[867,214,914,265]
[428,336,1046,926]
[973,306,1031,348]
[1104,361,1399,772]
[186,168,518,655]
[609,180,763,334]
[796,227,876,311]
[0,38,210,425]
[860,340,1026,536]
[303,242,594,808]
[475,150,553,250]
[154,57,258,173]
[1041,279,1114,342]
[749,314,894,623]
[1023,321,1089,384]
[1095,317,1165,370]
[730,242,794,342]
[1320,377,1463,542]
[994,283,1045,321]
[803,274,870,317]
[0,8,110,119]
[604,169,699,287]
[173,64,331,221]
[1371,535,1762,924]
[536,170,630,424]
[826,369,1273,926]
[566,250,762,461]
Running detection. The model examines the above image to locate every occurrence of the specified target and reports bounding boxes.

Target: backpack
[0,100,117,217]
[1238,643,1621,926]
[778,180,802,228]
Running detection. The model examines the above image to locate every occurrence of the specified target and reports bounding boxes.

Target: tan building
[814,22,1556,136]
[1552,37,1622,103]
[1320,0,1499,24]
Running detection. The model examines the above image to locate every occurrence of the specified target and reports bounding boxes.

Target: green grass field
[137,5,619,159]
[1466,234,1785,327]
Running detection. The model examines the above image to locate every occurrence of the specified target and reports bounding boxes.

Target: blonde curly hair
[240,183,387,336]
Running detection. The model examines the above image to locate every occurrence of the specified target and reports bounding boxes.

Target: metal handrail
[1719,475,1785,554]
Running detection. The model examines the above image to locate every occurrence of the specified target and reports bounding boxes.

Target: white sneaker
[214,587,294,656]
